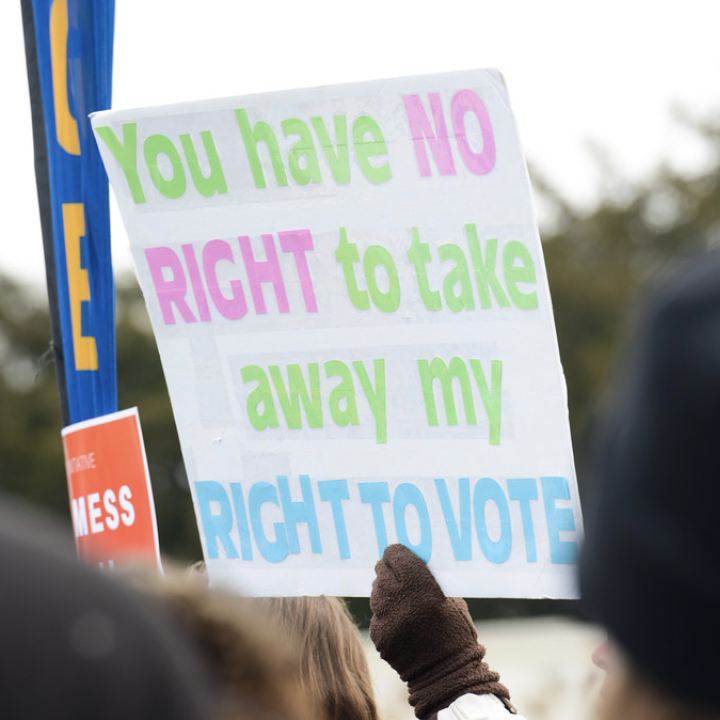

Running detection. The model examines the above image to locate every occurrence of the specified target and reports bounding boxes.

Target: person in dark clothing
[579,250,720,719]
[0,494,215,719]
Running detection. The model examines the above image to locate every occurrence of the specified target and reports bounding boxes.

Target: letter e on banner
[61,408,161,570]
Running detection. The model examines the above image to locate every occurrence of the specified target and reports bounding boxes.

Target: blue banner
[22,0,116,425]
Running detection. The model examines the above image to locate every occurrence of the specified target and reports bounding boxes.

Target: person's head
[593,644,719,720]
[127,566,312,720]
[579,251,720,719]
[0,496,216,720]
[590,638,617,702]
[255,596,380,720]
[589,637,674,720]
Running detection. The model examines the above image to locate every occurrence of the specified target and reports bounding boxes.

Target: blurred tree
[0,274,202,561]
[0,275,66,511]
[537,114,720,494]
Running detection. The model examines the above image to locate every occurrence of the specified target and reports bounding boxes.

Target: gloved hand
[370,544,512,719]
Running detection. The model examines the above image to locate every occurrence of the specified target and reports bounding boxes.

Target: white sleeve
[437,694,528,720]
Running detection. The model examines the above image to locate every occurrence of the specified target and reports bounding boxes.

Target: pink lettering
[451,90,495,175]
[182,244,211,321]
[144,246,197,325]
[238,234,290,314]
[202,239,248,320]
[146,230,316,325]
[402,93,456,178]
[278,229,318,313]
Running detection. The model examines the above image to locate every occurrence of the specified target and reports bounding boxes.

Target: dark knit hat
[579,250,720,707]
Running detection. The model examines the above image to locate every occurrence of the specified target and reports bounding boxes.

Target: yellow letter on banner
[50,0,80,155]
[63,203,98,370]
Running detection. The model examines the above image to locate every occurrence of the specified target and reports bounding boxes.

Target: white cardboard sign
[92,69,582,598]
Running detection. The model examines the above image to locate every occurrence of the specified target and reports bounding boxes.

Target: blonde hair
[256,596,380,720]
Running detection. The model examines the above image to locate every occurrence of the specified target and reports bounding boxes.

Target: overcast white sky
[3,0,720,287]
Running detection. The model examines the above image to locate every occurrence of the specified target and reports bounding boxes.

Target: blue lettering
[541,476,578,564]
[507,478,538,562]
[318,479,351,559]
[195,481,239,559]
[393,483,432,562]
[248,481,289,563]
[277,474,322,554]
[434,477,472,560]
[473,478,512,564]
[359,482,391,555]
[229,482,254,560]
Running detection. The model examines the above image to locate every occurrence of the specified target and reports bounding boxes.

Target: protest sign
[62,407,161,570]
[92,69,582,597]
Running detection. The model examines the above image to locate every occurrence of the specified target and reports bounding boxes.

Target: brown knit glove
[370,544,511,720]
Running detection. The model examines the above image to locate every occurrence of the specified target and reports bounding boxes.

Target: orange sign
[62,408,161,570]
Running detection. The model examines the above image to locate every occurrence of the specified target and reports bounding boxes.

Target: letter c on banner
[50,0,80,155]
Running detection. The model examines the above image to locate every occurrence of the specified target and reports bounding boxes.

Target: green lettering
[352,116,391,184]
[235,108,288,189]
[465,224,510,309]
[179,131,228,197]
[417,357,477,426]
[469,359,502,445]
[241,365,278,430]
[95,123,146,203]
[269,364,323,429]
[311,116,350,184]
[363,246,400,312]
[144,134,186,199]
[439,242,475,312]
[335,228,369,310]
[282,118,322,185]
[352,359,387,444]
[503,240,538,310]
[408,227,441,311]
[325,360,359,427]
